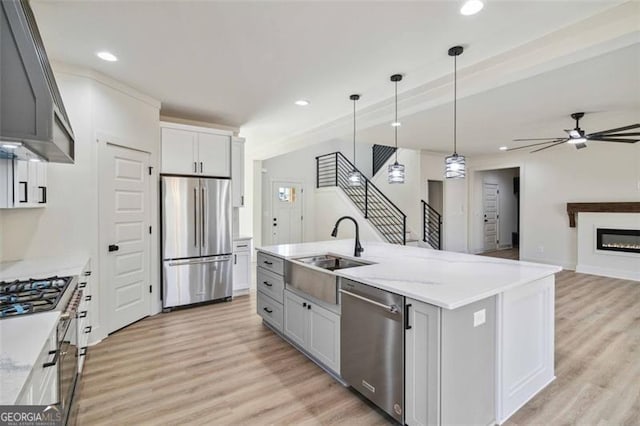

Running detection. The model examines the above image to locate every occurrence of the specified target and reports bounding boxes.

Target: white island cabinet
[255,239,560,425]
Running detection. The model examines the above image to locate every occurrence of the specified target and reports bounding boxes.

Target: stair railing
[421,200,442,250]
[317,152,407,245]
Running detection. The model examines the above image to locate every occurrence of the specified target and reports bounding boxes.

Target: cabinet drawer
[257,268,284,303]
[233,239,251,253]
[257,292,283,332]
[257,252,284,276]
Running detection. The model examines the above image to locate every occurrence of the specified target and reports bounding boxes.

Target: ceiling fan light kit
[388,74,406,184]
[445,45,466,179]
[509,111,640,153]
[347,94,362,187]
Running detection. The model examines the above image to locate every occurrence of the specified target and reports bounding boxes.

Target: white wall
[471,168,519,253]
[469,142,640,268]
[1,64,161,342]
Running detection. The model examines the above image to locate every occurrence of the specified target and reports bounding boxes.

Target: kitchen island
[255,239,561,425]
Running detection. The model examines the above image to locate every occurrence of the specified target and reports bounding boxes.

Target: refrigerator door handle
[201,187,206,248]
[168,256,231,267]
[193,187,198,247]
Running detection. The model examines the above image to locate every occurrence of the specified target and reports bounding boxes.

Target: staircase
[372,144,397,176]
[316,152,408,245]
[421,199,442,250]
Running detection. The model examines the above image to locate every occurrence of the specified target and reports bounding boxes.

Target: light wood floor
[479,247,520,260]
[76,271,640,425]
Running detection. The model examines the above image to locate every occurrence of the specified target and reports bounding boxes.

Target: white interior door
[271,181,303,245]
[483,183,499,251]
[100,143,151,333]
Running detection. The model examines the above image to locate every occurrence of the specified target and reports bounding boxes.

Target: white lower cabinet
[16,326,58,405]
[283,289,340,374]
[232,238,252,295]
[405,298,441,426]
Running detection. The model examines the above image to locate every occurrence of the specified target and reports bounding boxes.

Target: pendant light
[445,46,466,179]
[347,94,362,187]
[388,74,405,184]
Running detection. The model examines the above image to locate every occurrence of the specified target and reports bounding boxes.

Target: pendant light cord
[453,54,457,156]
[394,79,398,162]
[353,98,356,168]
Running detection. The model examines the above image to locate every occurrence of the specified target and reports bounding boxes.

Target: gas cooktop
[0,276,72,318]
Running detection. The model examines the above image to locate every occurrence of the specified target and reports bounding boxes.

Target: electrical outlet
[537,245,545,253]
[473,309,486,327]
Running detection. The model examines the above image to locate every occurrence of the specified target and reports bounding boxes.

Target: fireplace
[596,228,640,254]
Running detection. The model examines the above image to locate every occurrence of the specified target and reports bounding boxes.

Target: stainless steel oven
[57,286,81,424]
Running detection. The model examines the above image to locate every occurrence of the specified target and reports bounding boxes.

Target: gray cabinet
[231,137,245,207]
[405,296,496,426]
[256,250,285,333]
[283,289,340,374]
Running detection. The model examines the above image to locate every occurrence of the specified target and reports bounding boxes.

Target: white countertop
[257,240,561,309]
[0,254,89,282]
[0,311,60,404]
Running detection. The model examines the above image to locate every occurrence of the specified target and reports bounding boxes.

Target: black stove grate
[0,276,72,318]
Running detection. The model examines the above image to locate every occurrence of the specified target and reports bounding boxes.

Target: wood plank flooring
[479,247,520,260]
[76,270,640,425]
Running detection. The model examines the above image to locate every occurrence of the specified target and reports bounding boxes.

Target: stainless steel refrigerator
[161,176,232,309]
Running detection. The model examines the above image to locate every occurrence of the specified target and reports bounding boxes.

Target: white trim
[576,264,640,282]
[160,120,233,137]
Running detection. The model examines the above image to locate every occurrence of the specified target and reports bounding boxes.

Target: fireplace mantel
[566,202,640,227]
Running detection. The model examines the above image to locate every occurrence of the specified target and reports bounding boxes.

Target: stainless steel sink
[294,254,371,271]
[285,255,372,304]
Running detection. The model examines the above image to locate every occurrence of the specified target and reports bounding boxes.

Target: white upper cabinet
[161,127,198,175]
[160,122,232,177]
[0,158,47,209]
[198,132,230,177]
[231,137,245,207]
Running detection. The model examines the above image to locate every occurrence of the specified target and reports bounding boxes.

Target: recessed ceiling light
[460,0,484,16]
[499,146,508,151]
[391,121,402,127]
[294,99,310,106]
[96,51,118,62]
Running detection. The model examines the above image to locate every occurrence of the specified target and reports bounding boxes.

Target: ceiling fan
[508,112,640,153]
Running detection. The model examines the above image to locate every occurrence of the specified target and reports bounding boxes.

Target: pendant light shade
[348,94,362,187]
[445,46,466,179]
[388,74,405,184]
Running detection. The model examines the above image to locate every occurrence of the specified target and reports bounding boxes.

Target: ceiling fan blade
[590,123,640,135]
[593,132,640,137]
[588,137,639,143]
[512,137,565,141]
[531,141,566,153]
[507,139,566,151]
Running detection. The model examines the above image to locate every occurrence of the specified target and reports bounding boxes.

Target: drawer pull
[79,282,87,289]
[263,260,273,266]
[85,295,92,301]
[79,311,87,318]
[43,350,59,368]
[237,244,248,248]
[263,307,273,314]
[84,271,92,276]
[262,281,273,287]
[84,326,92,334]
[80,347,88,357]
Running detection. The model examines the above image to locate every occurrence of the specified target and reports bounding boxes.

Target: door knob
[108,244,120,252]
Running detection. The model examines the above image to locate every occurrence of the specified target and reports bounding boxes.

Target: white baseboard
[575,264,640,282]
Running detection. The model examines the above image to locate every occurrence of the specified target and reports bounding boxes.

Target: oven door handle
[43,349,59,368]
[339,289,400,314]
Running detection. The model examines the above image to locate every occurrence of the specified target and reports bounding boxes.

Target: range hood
[0,0,75,163]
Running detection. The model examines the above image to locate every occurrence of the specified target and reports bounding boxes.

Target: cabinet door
[307,302,340,374]
[161,127,198,175]
[198,132,230,177]
[14,159,30,207]
[35,162,47,205]
[233,252,250,292]
[231,138,245,207]
[405,298,441,426]
[283,290,307,347]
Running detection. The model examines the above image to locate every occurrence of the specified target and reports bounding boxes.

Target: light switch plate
[474,309,486,327]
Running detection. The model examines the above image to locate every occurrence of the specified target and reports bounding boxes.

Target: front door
[483,183,499,251]
[100,143,151,333]
[271,181,303,244]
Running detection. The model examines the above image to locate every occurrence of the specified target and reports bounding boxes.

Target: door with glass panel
[271,181,303,244]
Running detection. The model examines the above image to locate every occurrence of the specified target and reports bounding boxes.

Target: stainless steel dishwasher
[340,278,405,424]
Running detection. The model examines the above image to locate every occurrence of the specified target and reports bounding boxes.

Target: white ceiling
[31,0,629,156]
[357,43,640,155]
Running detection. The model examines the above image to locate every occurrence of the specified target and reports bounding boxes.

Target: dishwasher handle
[340,289,400,314]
